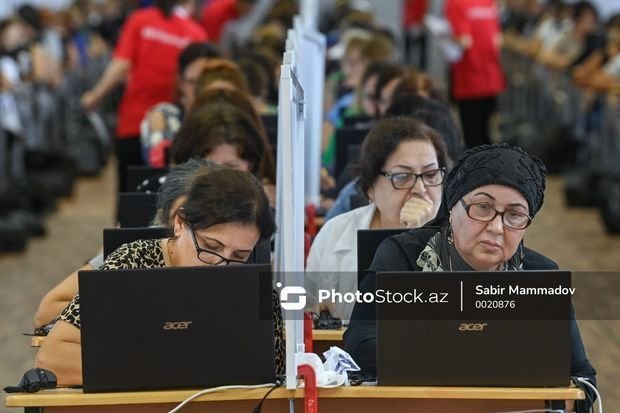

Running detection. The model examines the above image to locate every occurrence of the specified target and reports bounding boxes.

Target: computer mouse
[3,368,57,393]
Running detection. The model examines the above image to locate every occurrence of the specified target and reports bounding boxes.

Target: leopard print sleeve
[59,293,81,329]
[272,289,285,377]
[101,239,165,270]
[57,239,165,330]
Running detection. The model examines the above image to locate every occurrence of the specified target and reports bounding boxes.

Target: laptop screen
[79,265,275,392]
[376,270,572,387]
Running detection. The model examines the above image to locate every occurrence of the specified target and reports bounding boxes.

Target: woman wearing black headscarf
[344,143,597,412]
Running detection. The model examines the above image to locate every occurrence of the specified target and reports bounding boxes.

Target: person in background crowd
[536,1,600,71]
[573,15,620,91]
[194,58,250,95]
[404,0,428,70]
[140,42,220,167]
[201,0,258,43]
[170,102,276,198]
[81,0,206,193]
[238,57,276,114]
[445,0,505,148]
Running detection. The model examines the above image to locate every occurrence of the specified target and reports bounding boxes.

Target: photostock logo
[277,282,306,310]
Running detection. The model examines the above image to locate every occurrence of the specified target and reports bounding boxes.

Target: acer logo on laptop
[458,323,487,331]
[163,321,193,330]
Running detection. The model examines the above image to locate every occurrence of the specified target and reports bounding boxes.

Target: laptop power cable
[253,376,284,413]
[167,382,278,413]
[573,377,602,413]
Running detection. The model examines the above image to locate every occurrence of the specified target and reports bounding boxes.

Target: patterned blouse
[59,238,285,376]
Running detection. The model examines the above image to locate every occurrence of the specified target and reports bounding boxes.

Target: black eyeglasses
[460,199,532,230]
[188,224,248,266]
[380,168,445,190]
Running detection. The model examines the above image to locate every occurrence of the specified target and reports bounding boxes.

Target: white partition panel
[300,0,319,30]
[274,57,306,391]
[294,16,326,207]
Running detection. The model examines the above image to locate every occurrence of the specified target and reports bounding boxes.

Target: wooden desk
[31,336,46,348]
[5,385,584,413]
[312,329,344,341]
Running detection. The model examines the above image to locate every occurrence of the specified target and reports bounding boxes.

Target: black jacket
[344,226,597,411]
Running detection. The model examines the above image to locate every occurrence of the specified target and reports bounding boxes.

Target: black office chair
[334,127,369,181]
[117,193,158,228]
[126,166,168,192]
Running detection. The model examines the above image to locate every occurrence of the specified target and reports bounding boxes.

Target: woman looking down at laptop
[35,167,284,386]
[306,117,450,322]
[33,159,215,329]
[344,144,597,412]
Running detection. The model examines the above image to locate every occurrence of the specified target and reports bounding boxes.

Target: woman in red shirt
[81,0,206,193]
[445,0,505,148]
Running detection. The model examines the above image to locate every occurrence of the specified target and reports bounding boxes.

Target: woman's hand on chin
[400,197,434,229]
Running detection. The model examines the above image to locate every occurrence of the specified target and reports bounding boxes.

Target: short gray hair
[154,158,216,226]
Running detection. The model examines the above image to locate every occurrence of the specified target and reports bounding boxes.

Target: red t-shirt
[404,0,427,28]
[445,0,505,99]
[113,7,207,138]
[201,0,239,42]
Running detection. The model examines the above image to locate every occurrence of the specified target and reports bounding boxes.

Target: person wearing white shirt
[305,117,450,323]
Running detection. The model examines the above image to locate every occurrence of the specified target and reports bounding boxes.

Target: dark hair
[155,0,182,18]
[573,1,598,21]
[193,87,261,125]
[384,94,464,162]
[17,5,42,33]
[361,61,391,90]
[155,158,215,226]
[243,50,280,104]
[357,60,396,116]
[170,103,271,179]
[391,71,439,102]
[374,64,405,101]
[177,42,221,75]
[194,59,250,95]
[356,117,450,196]
[181,167,276,240]
[238,58,268,99]
[190,89,275,182]
[265,0,298,29]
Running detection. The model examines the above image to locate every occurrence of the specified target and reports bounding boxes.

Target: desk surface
[312,328,345,341]
[5,386,584,408]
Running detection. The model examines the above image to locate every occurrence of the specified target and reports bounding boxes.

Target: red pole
[297,364,318,413]
[304,312,314,353]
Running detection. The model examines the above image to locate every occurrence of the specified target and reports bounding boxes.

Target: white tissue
[296,352,344,387]
[323,346,360,376]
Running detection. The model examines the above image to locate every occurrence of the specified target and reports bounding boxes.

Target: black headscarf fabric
[440,143,547,219]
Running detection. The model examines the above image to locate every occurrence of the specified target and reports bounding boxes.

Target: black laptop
[117,192,158,228]
[79,265,275,392]
[357,229,408,284]
[376,270,572,387]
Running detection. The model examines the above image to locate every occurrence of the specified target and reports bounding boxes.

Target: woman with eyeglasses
[35,167,284,386]
[344,143,597,412]
[306,117,451,323]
